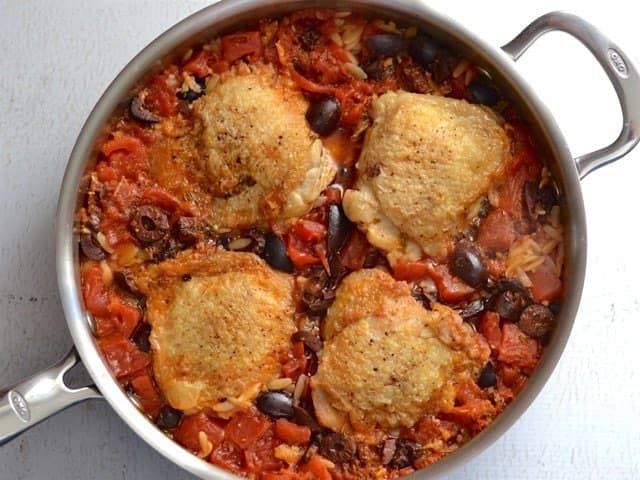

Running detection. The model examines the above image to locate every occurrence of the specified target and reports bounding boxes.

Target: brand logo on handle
[8,390,30,422]
[608,49,629,78]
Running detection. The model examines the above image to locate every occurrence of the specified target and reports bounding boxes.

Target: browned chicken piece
[343,91,509,264]
[134,248,296,414]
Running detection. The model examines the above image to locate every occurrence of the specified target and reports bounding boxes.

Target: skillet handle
[0,348,102,445]
[502,11,640,179]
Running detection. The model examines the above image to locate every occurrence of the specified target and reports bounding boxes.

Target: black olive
[256,391,294,419]
[262,233,294,273]
[430,50,456,83]
[155,406,182,429]
[306,97,341,136]
[490,282,531,321]
[114,270,143,298]
[458,298,485,318]
[132,323,152,353]
[317,432,356,464]
[291,330,323,353]
[292,405,322,434]
[130,96,161,123]
[408,34,439,68]
[79,233,106,260]
[300,29,321,51]
[363,59,394,80]
[328,203,351,253]
[449,240,488,288]
[177,89,204,102]
[519,304,554,338]
[469,77,500,107]
[366,34,404,57]
[129,205,170,244]
[173,216,202,246]
[537,183,559,214]
[388,439,422,469]
[477,361,497,389]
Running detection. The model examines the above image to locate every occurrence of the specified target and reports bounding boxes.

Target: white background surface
[1,0,639,479]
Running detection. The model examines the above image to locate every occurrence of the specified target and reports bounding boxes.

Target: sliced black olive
[364,59,394,80]
[430,50,456,83]
[302,269,337,316]
[490,281,531,321]
[477,361,497,389]
[79,233,106,260]
[388,439,422,469]
[408,34,439,68]
[256,391,294,419]
[519,304,554,338]
[469,77,500,107]
[130,96,161,123]
[300,29,321,51]
[173,216,202,246]
[262,233,294,273]
[317,432,356,464]
[449,240,488,288]
[537,183,559,213]
[458,298,485,318]
[291,330,323,353]
[328,203,351,253]
[155,406,182,429]
[129,205,170,244]
[114,270,143,298]
[366,34,404,57]
[306,97,341,136]
[292,405,322,434]
[132,323,152,353]
[177,89,204,102]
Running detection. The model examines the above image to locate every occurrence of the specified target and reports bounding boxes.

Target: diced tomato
[422,262,475,302]
[183,49,212,78]
[93,316,118,338]
[477,209,516,252]
[496,363,527,394]
[443,378,495,432]
[145,74,178,117]
[174,411,225,452]
[111,179,142,212]
[289,70,335,95]
[274,419,311,445]
[281,341,307,380]
[225,409,271,449]
[244,429,284,473]
[210,441,244,474]
[141,187,186,213]
[392,260,430,282]
[528,257,562,302]
[300,455,332,480]
[221,31,262,63]
[130,371,164,418]
[98,336,150,378]
[339,230,369,270]
[292,220,327,243]
[101,136,144,157]
[101,136,148,181]
[100,216,131,247]
[82,263,109,317]
[107,294,141,338]
[324,186,342,204]
[95,161,119,182]
[497,323,539,370]
[287,235,321,268]
[478,311,502,352]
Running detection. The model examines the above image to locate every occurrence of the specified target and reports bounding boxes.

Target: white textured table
[1,1,639,479]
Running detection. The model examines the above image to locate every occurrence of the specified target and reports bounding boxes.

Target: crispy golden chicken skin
[197,65,335,229]
[133,248,296,413]
[343,92,509,263]
[312,269,489,438]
